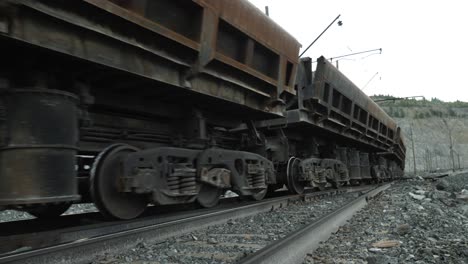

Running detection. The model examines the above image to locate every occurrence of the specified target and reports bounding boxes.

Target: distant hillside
[371,95,468,175]
[371,95,468,118]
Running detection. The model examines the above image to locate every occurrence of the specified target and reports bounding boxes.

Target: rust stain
[194,0,301,62]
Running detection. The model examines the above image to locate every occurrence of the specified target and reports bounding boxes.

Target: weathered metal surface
[0,0,299,118]
[0,89,79,206]
[313,56,397,132]
[200,168,231,188]
[348,149,361,180]
[194,0,301,62]
[121,147,273,208]
[359,152,372,179]
[92,0,301,95]
[256,54,405,167]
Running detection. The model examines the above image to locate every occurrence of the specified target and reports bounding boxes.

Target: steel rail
[239,183,392,264]
[0,185,375,264]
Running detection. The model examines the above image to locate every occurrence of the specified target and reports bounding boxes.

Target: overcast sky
[248,0,468,102]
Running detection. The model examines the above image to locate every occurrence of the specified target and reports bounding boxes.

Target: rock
[409,192,425,200]
[414,190,426,195]
[366,255,399,264]
[429,190,451,200]
[456,193,468,201]
[460,205,468,216]
[436,180,450,191]
[434,207,445,216]
[371,240,401,248]
[396,223,411,235]
[440,198,456,207]
[207,238,218,244]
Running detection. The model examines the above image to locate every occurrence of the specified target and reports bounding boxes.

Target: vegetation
[371,95,468,119]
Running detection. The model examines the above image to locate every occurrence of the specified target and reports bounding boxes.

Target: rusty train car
[0,0,405,219]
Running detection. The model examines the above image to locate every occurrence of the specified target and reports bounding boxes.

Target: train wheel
[26,203,71,218]
[91,144,147,220]
[287,157,306,194]
[197,184,222,208]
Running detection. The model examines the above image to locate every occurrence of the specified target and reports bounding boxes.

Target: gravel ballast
[92,192,361,264]
[0,204,97,223]
[5,172,467,264]
[307,172,468,264]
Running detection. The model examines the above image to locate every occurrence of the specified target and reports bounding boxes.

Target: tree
[440,118,461,172]
[399,109,405,118]
[448,108,457,117]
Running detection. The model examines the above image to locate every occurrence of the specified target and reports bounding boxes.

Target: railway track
[240,183,392,264]
[0,184,385,264]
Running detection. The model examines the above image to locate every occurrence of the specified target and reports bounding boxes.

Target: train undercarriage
[0,77,401,220]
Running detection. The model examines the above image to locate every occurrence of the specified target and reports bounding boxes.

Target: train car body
[255,57,406,192]
[0,0,405,220]
[0,0,300,218]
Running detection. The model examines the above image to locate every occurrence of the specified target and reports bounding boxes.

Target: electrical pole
[450,134,455,172]
[410,124,417,176]
[443,119,456,172]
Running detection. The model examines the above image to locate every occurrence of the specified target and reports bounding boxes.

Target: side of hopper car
[254,57,405,193]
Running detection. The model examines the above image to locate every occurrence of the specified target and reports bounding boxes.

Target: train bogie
[90,144,274,219]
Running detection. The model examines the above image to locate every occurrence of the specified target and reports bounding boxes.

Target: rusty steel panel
[86,0,201,50]
[97,0,301,95]
[197,0,301,95]
[0,0,294,117]
[194,0,301,63]
[313,57,397,131]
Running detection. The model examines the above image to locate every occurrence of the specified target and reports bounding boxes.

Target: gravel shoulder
[307,173,468,264]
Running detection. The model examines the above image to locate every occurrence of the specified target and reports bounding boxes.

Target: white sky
[248,0,468,102]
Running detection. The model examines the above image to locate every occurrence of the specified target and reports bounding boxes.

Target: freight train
[0,0,405,220]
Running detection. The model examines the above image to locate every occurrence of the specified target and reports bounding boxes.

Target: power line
[362,72,379,91]
[300,14,342,58]
[329,48,382,61]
